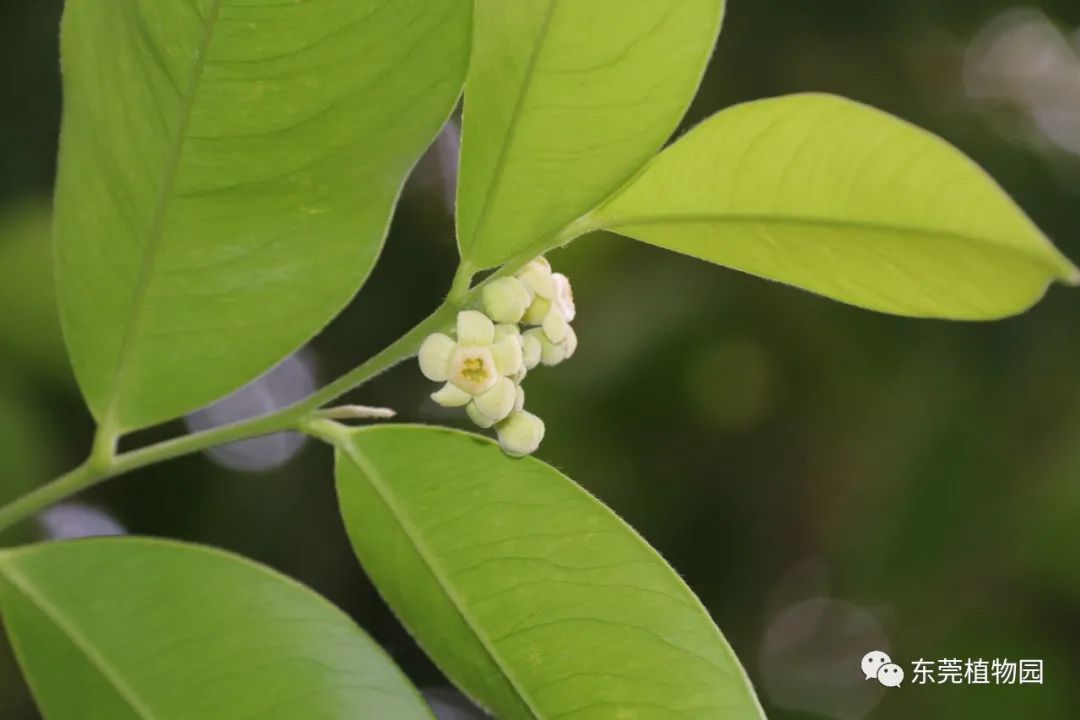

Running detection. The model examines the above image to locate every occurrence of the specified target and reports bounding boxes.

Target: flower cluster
[418,256,576,456]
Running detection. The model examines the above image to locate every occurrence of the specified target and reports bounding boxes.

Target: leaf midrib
[589,211,1077,280]
[103,0,225,429]
[0,560,156,720]
[340,440,544,720]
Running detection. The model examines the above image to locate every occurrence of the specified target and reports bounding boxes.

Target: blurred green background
[2,1,1079,718]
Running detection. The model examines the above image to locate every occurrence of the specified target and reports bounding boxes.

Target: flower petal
[521,330,543,370]
[466,402,496,429]
[473,376,516,424]
[431,382,471,408]
[552,272,576,322]
[417,332,455,382]
[493,323,522,343]
[562,324,578,359]
[518,260,556,299]
[491,336,524,376]
[542,309,569,343]
[539,334,567,367]
[457,310,495,346]
[522,296,551,325]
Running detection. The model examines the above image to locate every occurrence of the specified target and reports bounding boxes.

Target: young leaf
[335,425,766,719]
[54,0,470,432]
[587,93,1080,319]
[457,0,725,269]
[0,538,434,720]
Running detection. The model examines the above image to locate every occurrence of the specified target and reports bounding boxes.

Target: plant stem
[447,260,476,306]
[0,303,455,538]
[0,463,99,535]
[0,231,593,538]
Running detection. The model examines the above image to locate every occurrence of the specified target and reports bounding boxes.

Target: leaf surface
[457,0,724,268]
[55,0,470,430]
[335,425,765,719]
[589,94,1079,318]
[0,538,433,720]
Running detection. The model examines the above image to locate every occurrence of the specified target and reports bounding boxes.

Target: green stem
[0,463,99,535]
[0,306,455,538]
[448,260,476,307]
[0,233,591,538]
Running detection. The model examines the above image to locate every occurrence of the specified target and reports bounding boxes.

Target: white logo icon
[877,662,904,687]
[861,650,891,681]
[862,650,904,687]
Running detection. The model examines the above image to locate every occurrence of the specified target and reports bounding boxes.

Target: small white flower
[419,311,522,397]
[419,312,524,428]
[496,410,545,457]
[517,258,577,355]
[417,258,575,457]
[482,277,532,324]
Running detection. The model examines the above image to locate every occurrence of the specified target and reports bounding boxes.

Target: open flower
[418,311,524,426]
[518,258,577,358]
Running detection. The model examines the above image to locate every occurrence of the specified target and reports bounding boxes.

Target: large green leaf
[0,538,433,720]
[586,93,1079,319]
[457,0,724,269]
[54,0,470,432]
[335,425,765,719]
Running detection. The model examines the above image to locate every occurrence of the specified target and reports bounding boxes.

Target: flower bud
[417,332,455,382]
[513,385,525,413]
[496,410,546,457]
[482,277,532,324]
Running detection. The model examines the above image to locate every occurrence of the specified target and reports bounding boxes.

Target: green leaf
[0,538,434,720]
[457,0,725,269]
[335,424,765,719]
[54,0,470,432]
[586,93,1080,319]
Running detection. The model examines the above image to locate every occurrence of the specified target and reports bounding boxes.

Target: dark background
[2,1,1079,718]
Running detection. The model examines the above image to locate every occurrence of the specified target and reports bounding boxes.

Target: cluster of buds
[418,256,576,456]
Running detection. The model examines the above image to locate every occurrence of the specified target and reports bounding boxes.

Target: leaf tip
[1060,261,1080,287]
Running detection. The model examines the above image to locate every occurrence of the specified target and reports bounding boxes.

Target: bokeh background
[2,1,1079,717]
